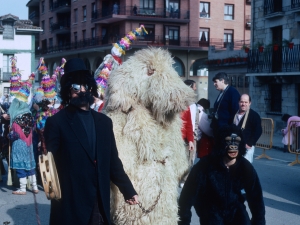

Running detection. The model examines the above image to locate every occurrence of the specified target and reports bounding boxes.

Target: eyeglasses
[70,84,89,92]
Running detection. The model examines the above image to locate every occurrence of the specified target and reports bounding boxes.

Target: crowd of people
[0,49,267,224]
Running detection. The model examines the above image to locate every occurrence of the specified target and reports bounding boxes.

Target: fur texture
[105,48,195,224]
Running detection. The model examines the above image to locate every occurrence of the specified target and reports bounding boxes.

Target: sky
[0,0,29,19]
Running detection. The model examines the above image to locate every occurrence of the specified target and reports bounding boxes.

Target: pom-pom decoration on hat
[9,56,22,95]
[37,57,57,100]
[33,87,44,103]
[94,25,148,96]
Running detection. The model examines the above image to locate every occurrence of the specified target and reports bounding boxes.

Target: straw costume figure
[106,47,195,224]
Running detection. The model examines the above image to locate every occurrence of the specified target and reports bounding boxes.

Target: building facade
[0,14,42,96]
[247,0,300,131]
[27,0,250,100]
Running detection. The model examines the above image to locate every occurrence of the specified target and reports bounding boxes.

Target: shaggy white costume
[105,48,195,225]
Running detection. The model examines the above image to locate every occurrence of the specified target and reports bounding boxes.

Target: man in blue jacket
[210,72,240,138]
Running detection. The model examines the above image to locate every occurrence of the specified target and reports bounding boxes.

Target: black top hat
[64,58,89,75]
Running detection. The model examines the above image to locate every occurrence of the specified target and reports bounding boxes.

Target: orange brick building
[27,0,251,99]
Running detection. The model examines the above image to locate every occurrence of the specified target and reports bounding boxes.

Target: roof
[0,13,42,32]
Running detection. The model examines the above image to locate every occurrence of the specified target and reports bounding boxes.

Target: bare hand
[188,141,194,151]
[93,96,100,103]
[126,195,139,205]
[245,144,251,149]
[3,114,10,120]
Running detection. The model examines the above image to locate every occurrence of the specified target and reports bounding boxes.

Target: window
[231,76,236,87]
[82,30,86,40]
[3,87,10,96]
[49,17,53,31]
[91,28,96,38]
[74,32,78,42]
[245,77,250,88]
[83,6,87,21]
[2,20,14,39]
[224,29,233,47]
[140,24,155,41]
[49,38,53,47]
[173,57,184,77]
[140,0,154,9]
[3,54,13,73]
[41,20,45,31]
[49,0,53,10]
[41,1,45,13]
[199,28,209,47]
[200,2,210,18]
[269,84,281,112]
[224,4,234,20]
[92,2,96,13]
[238,76,244,87]
[74,9,78,23]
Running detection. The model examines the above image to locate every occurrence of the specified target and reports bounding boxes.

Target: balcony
[247,44,300,73]
[291,0,300,11]
[91,6,189,24]
[264,0,285,18]
[51,0,71,13]
[51,20,70,34]
[26,0,39,7]
[29,10,39,24]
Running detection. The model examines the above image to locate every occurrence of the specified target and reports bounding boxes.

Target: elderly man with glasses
[44,58,138,225]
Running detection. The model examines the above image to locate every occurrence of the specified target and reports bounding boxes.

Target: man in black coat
[210,72,240,138]
[233,94,262,163]
[44,58,138,225]
[178,128,265,225]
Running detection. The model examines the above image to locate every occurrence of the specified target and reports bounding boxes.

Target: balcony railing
[51,20,70,32]
[247,44,300,73]
[91,6,189,21]
[264,0,283,15]
[51,0,71,12]
[38,35,251,56]
[29,11,39,20]
[292,0,300,9]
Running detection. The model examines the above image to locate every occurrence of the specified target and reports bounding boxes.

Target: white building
[0,14,42,96]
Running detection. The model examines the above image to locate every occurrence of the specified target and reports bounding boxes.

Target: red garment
[97,102,104,112]
[181,108,194,143]
[197,134,214,158]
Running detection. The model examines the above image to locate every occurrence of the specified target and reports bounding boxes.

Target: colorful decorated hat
[14,73,35,102]
[38,57,57,100]
[9,56,22,95]
[94,25,148,96]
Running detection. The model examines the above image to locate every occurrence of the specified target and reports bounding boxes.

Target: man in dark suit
[44,58,138,225]
[210,72,240,138]
[233,94,262,163]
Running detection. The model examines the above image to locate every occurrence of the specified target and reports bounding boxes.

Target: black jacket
[212,86,240,129]
[236,109,262,147]
[44,105,137,225]
[178,155,265,225]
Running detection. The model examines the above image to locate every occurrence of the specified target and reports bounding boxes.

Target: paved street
[1,147,300,225]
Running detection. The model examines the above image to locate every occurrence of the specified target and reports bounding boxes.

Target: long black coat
[44,105,137,225]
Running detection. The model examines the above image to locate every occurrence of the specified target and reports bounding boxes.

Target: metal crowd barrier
[287,121,300,166]
[255,118,274,160]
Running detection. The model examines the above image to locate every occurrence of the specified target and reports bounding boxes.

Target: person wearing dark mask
[44,58,139,225]
[178,126,265,225]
